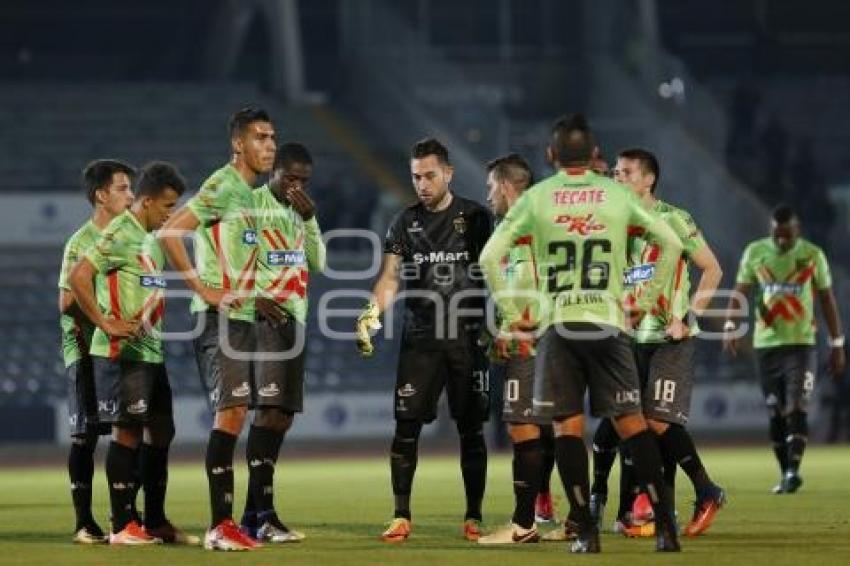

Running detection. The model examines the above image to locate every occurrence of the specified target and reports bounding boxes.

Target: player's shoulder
[743,237,772,257]
[252,184,275,206]
[64,221,96,248]
[200,163,241,194]
[797,238,827,258]
[453,195,488,213]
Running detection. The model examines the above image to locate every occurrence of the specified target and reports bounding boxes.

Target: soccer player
[356,138,493,543]
[476,153,549,544]
[158,106,276,551]
[239,142,324,542]
[69,161,193,545]
[59,159,134,543]
[589,148,726,537]
[479,114,684,553]
[724,205,845,493]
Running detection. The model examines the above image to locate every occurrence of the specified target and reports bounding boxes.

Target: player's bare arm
[67,259,138,338]
[356,252,401,356]
[667,243,723,340]
[818,288,846,377]
[158,206,241,310]
[723,282,752,356]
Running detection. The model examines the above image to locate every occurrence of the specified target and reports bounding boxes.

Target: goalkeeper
[356,138,493,543]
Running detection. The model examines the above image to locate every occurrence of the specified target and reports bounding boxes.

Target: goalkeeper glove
[355,300,382,356]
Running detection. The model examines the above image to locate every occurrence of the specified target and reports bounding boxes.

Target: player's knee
[553,414,584,438]
[145,420,175,447]
[786,410,808,436]
[508,423,540,444]
[647,418,670,435]
[253,407,294,433]
[112,424,142,448]
[612,411,648,439]
[592,418,619,451]
[215,406,248,434]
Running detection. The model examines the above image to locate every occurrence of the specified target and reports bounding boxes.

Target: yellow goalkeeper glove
[355,300,382,356]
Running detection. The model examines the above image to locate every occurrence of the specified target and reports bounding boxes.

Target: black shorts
[501,356,552,425]
[756,345,817,413]
[254,315,306,413]
[194,311,257,411]
[66,357,110,437]
[394,333,489,424]
[634,339,695,426]
[535,322,642,419]
[93,357,173,426]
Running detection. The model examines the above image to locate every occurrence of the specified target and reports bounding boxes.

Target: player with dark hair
[477,153,555,544]
[480,114,684,553]
[586,147,726,537]
[357,137,493,543]
[69,161,193,545]
[159,106,276,551]
[724,205,845,493]
[59,159,135,543]
[238,142,324,543]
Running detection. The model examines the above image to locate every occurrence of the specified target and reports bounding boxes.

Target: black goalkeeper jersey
[384,194,493,339]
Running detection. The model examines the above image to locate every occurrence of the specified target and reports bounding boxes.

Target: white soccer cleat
[256,520,306,543]
[477,522,540,545]
[73,525,108,544]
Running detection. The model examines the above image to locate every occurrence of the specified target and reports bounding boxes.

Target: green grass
[1,446,850,565]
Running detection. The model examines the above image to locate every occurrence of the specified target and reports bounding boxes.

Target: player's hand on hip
[100,317,141,339]
[829,346,846,378]
[355,301,382,357]
[287,187,316,221]
[665,316,690,341]
[200,287,243,311]
[256,297,285,326]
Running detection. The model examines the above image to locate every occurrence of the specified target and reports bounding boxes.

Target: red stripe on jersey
[211,222,231,289]
[274,229,290,249]
[673,258,686,292]
[107,270,122,359]
[235,248,258,291]
[262,229,284,250]
[514,235,533,246]
[628,225,646,237]
[646,244,661,263]
[792,263,816,285]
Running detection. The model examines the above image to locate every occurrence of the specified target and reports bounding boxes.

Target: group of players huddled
[58,107,844,553]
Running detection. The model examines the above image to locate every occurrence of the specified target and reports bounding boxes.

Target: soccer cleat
[257,518,306,543]
[534,492,555,523]
[541,519,580,542]
[631,492,654,524]
[204,518,260,551]
[589,493,607,530]
[781,471,803,494]
[477,523,539,545]
[109,520,162,545]
[145,521,201,545]
[621,521,656,538]
[380,518,412,543]
[656,521,682,552]
[73,523,108,544]
[463,519,482,542]
[569,527,601,554]
[684,485,726,537]
[771,480,786,494]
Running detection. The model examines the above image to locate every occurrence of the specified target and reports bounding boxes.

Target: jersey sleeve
[735,244,757,284]
[480,193,534,324]
[186,176,233,226]
[669,208,706,257]
[58,237,80,291]
[303,216,326,273]
[813,247,833,290]
[85,225,128,274]
[628,200,683,313]
[383,210,407,257]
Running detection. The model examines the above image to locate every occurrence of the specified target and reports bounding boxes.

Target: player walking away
[724,205,845,493]
[475,154,550,545]
[480,114,684,553]
[356,138,493,543]
[69,162,195,545]
[239,142,324,543]
[59,159,134,543]
[158,107,276,551]
[588,148,726,538]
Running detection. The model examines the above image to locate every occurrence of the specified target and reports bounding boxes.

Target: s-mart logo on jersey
[139,275,167,288]
[267,250,306,266]
[554,213,606,236]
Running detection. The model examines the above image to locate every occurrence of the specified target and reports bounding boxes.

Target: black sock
[140,444,169,529]
[246,425,285,518]
[539,425,555,494]
[554,435,592,528]
[206,429,237,528]
[68,435,97,528]
[241,487,256,529]
[659,435,677,509]
[769,413,789,473]
[391,421,422,520]
[512,438,542,529]
[106,441,138,533]
[616,446,637,520]
[658,424,711,495]
[130,445,142,522]
[459,424,487,521]
[623,430,675,530]
[786,411,808,474]
[591,419,619,496]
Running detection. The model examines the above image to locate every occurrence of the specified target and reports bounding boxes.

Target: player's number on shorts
[547,239,612,293]
[505,379,519,403]
[472,370,489,393]
[653,379,676,403]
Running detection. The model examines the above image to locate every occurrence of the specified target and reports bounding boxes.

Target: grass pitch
[1,446,849,565]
